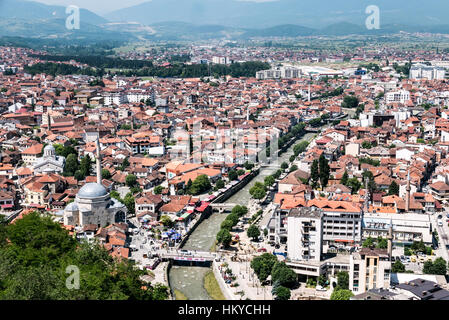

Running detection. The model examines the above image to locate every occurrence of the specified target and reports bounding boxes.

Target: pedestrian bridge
[210,203,237,213]
[156,249,218,262]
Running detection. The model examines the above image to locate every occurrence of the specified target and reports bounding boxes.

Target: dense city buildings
[3,19,449,302]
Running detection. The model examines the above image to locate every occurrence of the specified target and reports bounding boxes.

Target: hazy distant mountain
[0,0,140,40]
[105,0,449,29]
[0,0,107,26]
[2,0,449,41]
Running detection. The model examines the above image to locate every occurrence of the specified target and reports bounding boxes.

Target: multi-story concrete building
[256,66,302,80]
[410,63,446,80]
[386,90,410,104]
[349,248,392,294]
[287,207,323,262]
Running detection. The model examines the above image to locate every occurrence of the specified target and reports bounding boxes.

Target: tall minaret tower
[308,83,311,102]
[96,135,102,185]
[405,170,411,212]
[387,219,393,259]
[364,178,369,213]
[47,112,51,132]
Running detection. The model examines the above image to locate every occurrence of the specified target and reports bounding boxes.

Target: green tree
[215,179,225,189]
[216,229,232,247]
[362,236,374,248]
[388,181,399,196]
[123,192,135,216]
[289,164,298,173]
[392,260,406,273]
[101,169,111,180]
[281,162,289,170]
[423,260,434,274]
[188,174,211,195]
[225,213,239,226]
[154,185,163,195]
[64,153,79,176]
[220,220,234,231]
[271,262,297,288]
[318,154,330,188]
[376,237,388,249]
[341,95,359,109]
[264,175,275,188]
[74,170,84,181]
[336,272,349,290]
[231,205,248,218]
[347,177,362,194]
[247,225,261,241]
[160,215,174,228]
[251,253,278,281]
[341,171,349,186]
[249,184,266,200]
[311,159,319,189]
[120,157,130,171]
[0,212,168,300]
[126,174,138,187]
[330,289,354,300]
[318,274,327,287]
[431,257,447,275]
[228,170,238,181]
[79,154,92,178]
[273,286,291,300]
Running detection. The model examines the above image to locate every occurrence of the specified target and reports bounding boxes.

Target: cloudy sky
[32,0,277,15]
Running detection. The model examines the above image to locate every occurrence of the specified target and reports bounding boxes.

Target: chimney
[96,135,101,185]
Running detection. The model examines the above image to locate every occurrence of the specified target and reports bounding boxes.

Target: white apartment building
[103,92,125,106]
[362,212,433,245]
[287,207,323,262]
[256,66,302,80]
[125,89,155,104]
[386,90,410,104]
[212,56,231,65]
[410,63,446,80]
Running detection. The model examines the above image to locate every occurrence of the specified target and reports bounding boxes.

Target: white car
[438,220,443,227]
[316,285,327,291]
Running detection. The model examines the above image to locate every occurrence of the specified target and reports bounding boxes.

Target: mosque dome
[77,183,108,199]
[66,202,79,211]
[43,144,56,157]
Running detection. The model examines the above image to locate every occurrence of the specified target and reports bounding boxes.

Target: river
[168,133,315,300]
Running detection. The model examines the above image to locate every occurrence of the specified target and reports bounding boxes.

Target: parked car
[316,285,327,291]
[257,248,267,252]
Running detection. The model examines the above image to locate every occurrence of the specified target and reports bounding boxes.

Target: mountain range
[2,0,449,41]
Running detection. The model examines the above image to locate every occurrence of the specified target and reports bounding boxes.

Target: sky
[31,0,277,15]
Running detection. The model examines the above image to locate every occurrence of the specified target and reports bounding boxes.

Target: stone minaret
[387,219,393,258]
[47,112,51,131]
[96,136,101,185]
[364,178,369,213]
[405,170,411,212]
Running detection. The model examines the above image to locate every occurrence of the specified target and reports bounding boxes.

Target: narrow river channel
[168,133,315,300]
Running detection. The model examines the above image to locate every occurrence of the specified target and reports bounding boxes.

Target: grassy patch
[209,240,217,252]
[174,289,188,300]
[204,271,226,300]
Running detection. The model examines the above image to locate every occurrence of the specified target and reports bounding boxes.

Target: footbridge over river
[210,203,237,213]
[157,249,218,263]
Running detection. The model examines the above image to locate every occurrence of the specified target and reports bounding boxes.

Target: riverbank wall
[212,260,237,300]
